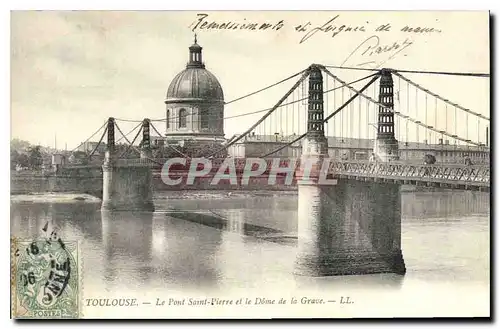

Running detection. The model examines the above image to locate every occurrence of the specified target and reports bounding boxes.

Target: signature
[340,35,414,69]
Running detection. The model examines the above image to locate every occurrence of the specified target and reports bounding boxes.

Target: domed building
[163,37,225,155]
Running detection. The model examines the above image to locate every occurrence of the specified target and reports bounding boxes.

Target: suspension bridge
[63,64,490,192]
[58,63,489,276]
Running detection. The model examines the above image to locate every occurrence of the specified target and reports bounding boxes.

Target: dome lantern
[187,34,205,69]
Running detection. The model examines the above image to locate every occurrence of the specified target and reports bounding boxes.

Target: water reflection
[101,211,154,287]
[10,190,490,295]
[155,214,223,289]
[165,209,295,246]
[402,191,489,219]
[294,273,405,291]
[10,202,102,241]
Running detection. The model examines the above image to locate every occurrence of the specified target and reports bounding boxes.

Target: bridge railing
[61,158,490,186]
[328,160,490,186]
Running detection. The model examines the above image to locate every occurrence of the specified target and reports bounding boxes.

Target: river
[10,190,490,318]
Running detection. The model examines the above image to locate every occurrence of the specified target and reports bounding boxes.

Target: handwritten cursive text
[341,35,414,68]
[190,13,284,32]
[295,15,367,44]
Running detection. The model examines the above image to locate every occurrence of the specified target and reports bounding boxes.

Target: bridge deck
[62,158,490,190]
[329,161,489,191]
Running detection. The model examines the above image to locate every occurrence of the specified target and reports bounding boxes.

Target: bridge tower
[101,117,155,212]
[141,118,153,159]
[295,65,405,276]
[373,69,399,162]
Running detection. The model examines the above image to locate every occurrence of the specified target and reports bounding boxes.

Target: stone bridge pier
[101,118,155,212]
[295,66,405,276]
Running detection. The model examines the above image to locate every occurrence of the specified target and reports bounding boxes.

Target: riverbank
[10,192,101,203]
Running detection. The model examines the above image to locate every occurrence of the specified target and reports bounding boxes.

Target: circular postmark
[13,231,79,318]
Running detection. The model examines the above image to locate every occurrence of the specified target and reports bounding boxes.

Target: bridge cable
[204,69,312,158]
[70,120,107,153]
[224,68,307,106]
[290,86,294,135]
[259,74,379,158]
[406,80,409,144]
[358,83,362,141]
[114,118,143,123]
[392,71,490,121]
[224,73,375,121]
[397,76,401,141]
[115,122,141,156]
[119,125,143,158]
[322,68,480,146]
[365,80,369,140]
[87,126,108,158]
[285,86,289,136]
[333,78,336,138]
[116,122,142,144]
[321,66,483,147]
[114,121,134,146]
[350,84,355,139]
[445,103,448,141]
[341,85,344,140]
[324,65,490,78]
[454,105,458,146]
[416,87,419,148]
[139,72,375,131]
[149,122,190,158]
[426,87,430,144]
[435,97,439,145]
[148,121,164,138]
[147,71,376,125]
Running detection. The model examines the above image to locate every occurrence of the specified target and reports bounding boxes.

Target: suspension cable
[87,126,108,158]
[224,68,306,105]
[114,121,136,146]
[397,76,401,140]
[116,122,142,144]
[149,122,164,138]
[114,118,142,123]
[434,97,438,144]
[149,72,378,125]
[260,75,380,158]
[365,81,369,140]
[406,80,409,144]
[416,87,419,147]
[358,85,362,141]
[321,66,482,146]
[204,69,312,158]
[149,121,190,158]
[71,120,107,152]
[341,86,344,141]
[333,78,337,138]
[119,126,143,158]
[425,92,428,143]
[324,65,490,77]
[393,71,489,121]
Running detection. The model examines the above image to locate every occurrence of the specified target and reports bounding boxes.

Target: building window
[179,108,187,128]
[200,108,209,129]
[166,109,170,129]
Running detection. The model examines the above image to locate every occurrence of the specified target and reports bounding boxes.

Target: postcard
[10,10,490,319]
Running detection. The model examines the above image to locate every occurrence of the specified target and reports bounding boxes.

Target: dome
[165,37,224,103]
[166,68,224,102]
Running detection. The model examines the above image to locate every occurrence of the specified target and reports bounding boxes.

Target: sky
[10,11,490,149]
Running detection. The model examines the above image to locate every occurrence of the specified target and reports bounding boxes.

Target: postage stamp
[11,232,81,319]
